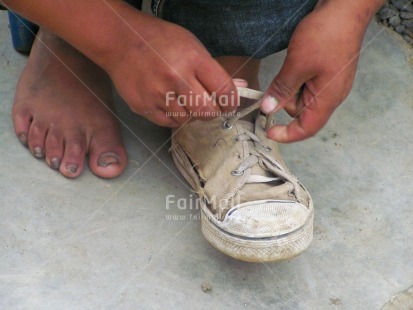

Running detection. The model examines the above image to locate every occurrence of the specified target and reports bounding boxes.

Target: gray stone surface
[1,11,413,310]
[390,0,413,12]
[382,285,413,309]
[378,2,413,46]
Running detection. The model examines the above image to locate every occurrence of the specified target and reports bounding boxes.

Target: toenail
[18,133,27,145]
[33,147,44,159]
[50,157,61,170]
[98,152,121,167]
[66,164,78,174]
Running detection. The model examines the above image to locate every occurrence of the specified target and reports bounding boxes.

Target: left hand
[261,0,383,143]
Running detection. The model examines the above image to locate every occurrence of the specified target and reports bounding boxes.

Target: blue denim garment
[124,0,143,9]
[127,0,318,58]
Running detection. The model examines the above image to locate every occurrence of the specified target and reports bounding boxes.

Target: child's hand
[1,1,237,127]
[103,12,238,127]
[261,0,384,142]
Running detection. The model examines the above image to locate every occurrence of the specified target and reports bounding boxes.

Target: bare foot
[13,29,127,178]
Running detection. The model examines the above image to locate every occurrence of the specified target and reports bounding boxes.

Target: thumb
[261,56,313,114]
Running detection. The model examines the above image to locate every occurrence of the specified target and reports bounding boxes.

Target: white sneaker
[171,88,313,262]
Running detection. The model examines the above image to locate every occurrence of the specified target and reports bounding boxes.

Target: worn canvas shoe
[171,88,313,262]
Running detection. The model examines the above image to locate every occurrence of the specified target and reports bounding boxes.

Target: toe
[13,105,32,146]
[88,129,127,179]
[27,119,48,159]
[59,134,87,178]
[45,129,64,170]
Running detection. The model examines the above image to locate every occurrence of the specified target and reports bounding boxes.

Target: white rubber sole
[200,202,314,263]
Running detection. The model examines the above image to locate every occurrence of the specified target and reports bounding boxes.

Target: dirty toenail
[50,157,61,170]
[66,164,78,174]
[18,133,27,145]
[33,147,44,159]
[98,152,121,167]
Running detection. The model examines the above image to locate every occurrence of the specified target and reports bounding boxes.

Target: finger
[138,91,189,125]
[266,92,331,143]
[167,105,191,124]
[195,59,239,113]
[261,53,315,115]
[162,94,192,123]
[283,85,310,117]
[266,112,329,143]
[233,78,248,88]
[173,80,223,121]
[146,109,181,128]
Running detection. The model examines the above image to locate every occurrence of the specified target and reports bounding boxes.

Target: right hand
[103,11,238,127]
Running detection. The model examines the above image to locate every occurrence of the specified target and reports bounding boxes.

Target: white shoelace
[222,87,273,131]
[223,87,287,184]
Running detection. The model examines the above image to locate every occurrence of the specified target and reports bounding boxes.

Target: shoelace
[223,88,274,130]
[221,88,301,199]
[221,88,281,177]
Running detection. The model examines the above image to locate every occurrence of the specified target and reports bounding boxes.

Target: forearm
[317,0,385,14]
[316,0,385,28]
[0,0,148,69]
[312,0,385,49]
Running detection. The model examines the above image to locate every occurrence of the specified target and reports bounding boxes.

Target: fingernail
[271,127,288,142]
[33,147,44,159]
[18,133,27,145]
[261,96,279,114]
[50,157,61,170]
[98,152,121,167]
[233,78,248,87]
[66,164,78,174]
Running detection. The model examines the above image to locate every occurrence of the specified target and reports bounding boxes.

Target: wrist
[316,0,385,29]
[313,0,385,48]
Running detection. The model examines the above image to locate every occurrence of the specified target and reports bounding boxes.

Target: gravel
[377,0,413,47]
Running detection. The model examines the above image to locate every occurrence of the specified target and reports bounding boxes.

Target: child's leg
[215,56,260,91]
[215,56,261,112]
[13,29,127,178]
[156,0,317,110]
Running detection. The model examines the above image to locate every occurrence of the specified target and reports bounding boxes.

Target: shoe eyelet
[231,170,244,176]
[262,145,272,152]
[222,120,233,131]
[234,152,241,160]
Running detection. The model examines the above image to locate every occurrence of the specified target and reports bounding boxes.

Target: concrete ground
[1,10,413,310]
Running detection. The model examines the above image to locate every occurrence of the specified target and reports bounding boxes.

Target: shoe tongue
[238,119,254,133]
[237,119,270,178]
